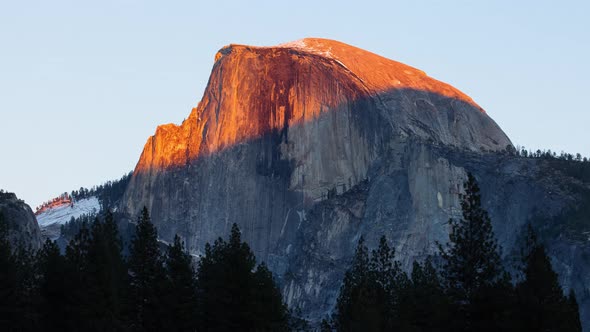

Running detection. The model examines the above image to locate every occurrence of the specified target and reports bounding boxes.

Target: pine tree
[400,258,450,332]
[163,235,198,332]
[128,207,166,332]
[0,213,41,331]
[251,262,289,330]
[11,245,39,331]
[37,239,69,331]
[516,224,581,331]
[438,173,512,331]
[370,236,404,330]
[86,211,127,331]
[196,223,288,331]
[334,236,395,332]
[63,218,93,330]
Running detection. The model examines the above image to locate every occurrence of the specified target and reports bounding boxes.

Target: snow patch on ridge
[277,39,334,59]
[276,39,352,72]
[37,197,100,227]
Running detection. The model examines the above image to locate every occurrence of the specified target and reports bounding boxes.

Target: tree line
[506,145,588,163]
[0,173,583,331]
[36,172,132,214]
[0,208,288,332]
[324,174,582,332]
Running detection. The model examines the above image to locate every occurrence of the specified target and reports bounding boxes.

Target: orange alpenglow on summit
[134,38,497,173]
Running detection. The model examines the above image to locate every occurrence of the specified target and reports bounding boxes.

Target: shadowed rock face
[121,39,590,329]
[122,37,512,265]
[0,192,42,250]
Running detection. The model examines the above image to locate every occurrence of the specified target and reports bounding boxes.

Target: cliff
[121,38,590,328]
[123,38,511,257]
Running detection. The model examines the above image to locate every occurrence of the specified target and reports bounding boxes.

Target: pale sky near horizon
[1,0,588,208]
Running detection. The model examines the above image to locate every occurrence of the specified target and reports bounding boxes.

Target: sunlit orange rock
[134,38,504,174]
[35,195,72,215]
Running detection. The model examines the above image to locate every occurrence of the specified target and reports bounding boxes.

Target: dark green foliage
[251,262,289,329]
[334,236,402,332]
[37,239,69,331]
[0,213,19,330]
[128,207,167,331]
[0,211,40,331]
[86,212,128,330]
[2,172,585,331]
[334,237,452,332]
[515,225,582,331]
[333,236,377,331]
[0,214,40,331]
[62,219,93,330]
[400,258,450,331]
[70,172,132,209]
[512,146,589,166]
[438,173,512,331]
[60,213,95,240]
[36,171,130,215]
[60,212,128,331]
[11,246,40,331]
[96,172,133,209]
[370,236,406,330]
[162,235,198,332]
[196,223,288,331]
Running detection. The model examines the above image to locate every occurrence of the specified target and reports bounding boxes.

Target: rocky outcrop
[121,38,590,329]
[0,191,42,250]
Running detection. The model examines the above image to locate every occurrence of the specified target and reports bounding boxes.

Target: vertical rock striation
[121,39,590,328]
[123,38,511,258]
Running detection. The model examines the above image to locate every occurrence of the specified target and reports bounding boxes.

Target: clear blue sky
[1,0,588,208]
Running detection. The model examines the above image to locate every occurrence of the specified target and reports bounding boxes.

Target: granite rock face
[121,38,590,328]
[122,38,511,256]
[0,191,42,250]
[282,143,590,326]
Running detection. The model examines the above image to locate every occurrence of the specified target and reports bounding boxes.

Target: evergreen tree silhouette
[334,236,399,332]
[196,223,288,331]
[128,207,166,332]
[0,213,20,331]
[37,239,69,331]
[438,173,513,331]
[12,245,39,331]
[400,258,450,331]
[163,234,198,332]
[63,219,93,330]
[516,224,582,331]
[86,211,127,331]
